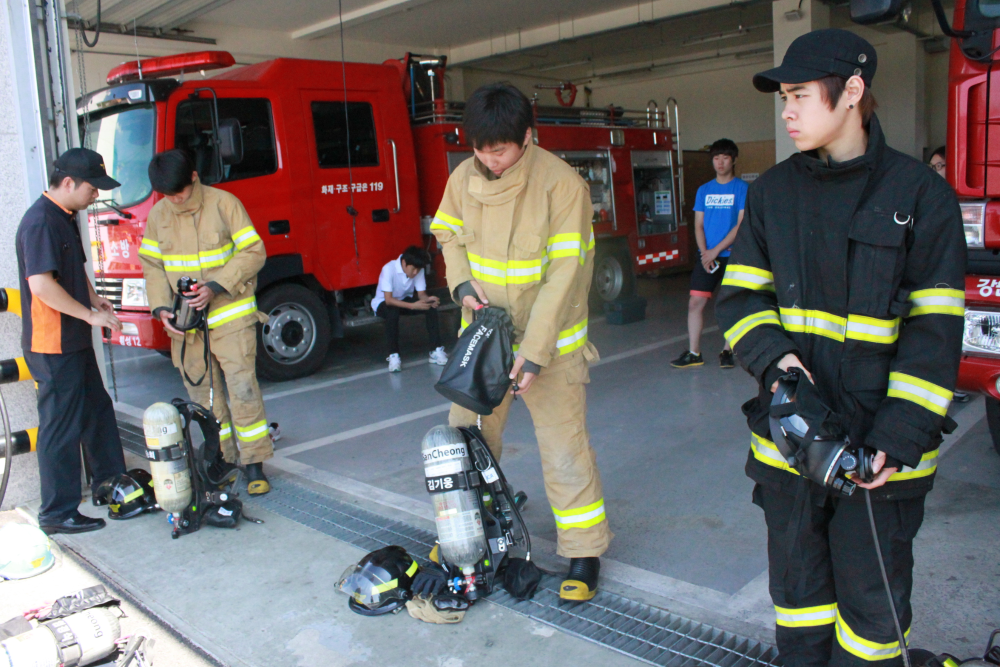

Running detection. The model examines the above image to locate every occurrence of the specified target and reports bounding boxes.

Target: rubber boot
[207,450,237,486]
[560,557,600,601]
[245,462,270,496]
[429,543,440,564]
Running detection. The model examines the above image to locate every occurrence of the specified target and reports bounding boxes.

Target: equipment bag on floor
[434,307,515,415]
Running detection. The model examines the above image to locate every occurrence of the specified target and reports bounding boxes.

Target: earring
[849,104,855,109]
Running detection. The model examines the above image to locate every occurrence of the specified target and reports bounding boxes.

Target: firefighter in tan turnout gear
[432,83,611,601]
[139,150,274,495]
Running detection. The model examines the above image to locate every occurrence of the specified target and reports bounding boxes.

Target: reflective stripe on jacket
[715,116,966,499]
[432,144,595,367]
[139,182,266,336]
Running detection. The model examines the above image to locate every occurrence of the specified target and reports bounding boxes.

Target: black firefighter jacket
[715,116,966,501]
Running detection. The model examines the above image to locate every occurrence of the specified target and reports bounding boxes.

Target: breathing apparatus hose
[179,318,214,411]
[865,488,911,667]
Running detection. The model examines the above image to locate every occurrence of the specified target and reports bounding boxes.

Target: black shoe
[953,391,971,403]
[40,512,106,535]
[245,462,270,496]
[720,350,735,369]
[207,453,238,486]
[560,557,600,601]
[670,351,704,368]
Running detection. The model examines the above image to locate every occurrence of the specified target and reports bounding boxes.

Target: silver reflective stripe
[431,216,462,234]
[721,264,775,291]
[887,372,952,416]
[557,323,588,350]
[908,288,964,316]
[774,604,837,627]
[845,315,899,344]
[836,611,908,660]
[780,308,847,340]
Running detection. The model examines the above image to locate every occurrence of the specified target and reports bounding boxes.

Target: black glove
[411,566,450,597]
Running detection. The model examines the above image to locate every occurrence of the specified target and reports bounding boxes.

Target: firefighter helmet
[337,546,420,616]
[107,470,158,520]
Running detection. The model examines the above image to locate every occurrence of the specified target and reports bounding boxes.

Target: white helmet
[0,523,55,580]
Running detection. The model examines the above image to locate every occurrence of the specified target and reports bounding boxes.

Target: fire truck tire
[593,243,636,302]
[256,284,331,382]
[985,395,1000,457]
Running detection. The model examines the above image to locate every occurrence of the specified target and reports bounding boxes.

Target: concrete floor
[3,273,998,665]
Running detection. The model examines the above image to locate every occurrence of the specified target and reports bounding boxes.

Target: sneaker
[429,346,448,366]
[670,351,704,368]
[387,353,402,372]
[720,350,735,369]
[269,422,282,442]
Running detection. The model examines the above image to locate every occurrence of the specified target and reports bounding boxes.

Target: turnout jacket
[431,143,596,367]
[138,182,266,336]
[715,116,965,500]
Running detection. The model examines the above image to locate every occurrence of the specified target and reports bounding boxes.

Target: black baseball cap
[753,29,877,93]
[52,148,121,190]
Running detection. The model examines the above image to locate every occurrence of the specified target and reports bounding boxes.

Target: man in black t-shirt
[16,148,127,534]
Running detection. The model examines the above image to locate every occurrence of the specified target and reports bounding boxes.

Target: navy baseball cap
[753,29,877,93]
[53,148,121,190]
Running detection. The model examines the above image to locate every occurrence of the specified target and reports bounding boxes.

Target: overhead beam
[291,0,438,40]
[449,0,757,65]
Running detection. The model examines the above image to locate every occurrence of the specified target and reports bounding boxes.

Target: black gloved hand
[411,566,450,597]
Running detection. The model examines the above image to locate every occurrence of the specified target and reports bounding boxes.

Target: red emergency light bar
[106,51,235,85]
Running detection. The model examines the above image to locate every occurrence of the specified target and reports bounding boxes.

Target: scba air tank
[143,402,191,515]
[0,607,121,667]
[422,426,487,575]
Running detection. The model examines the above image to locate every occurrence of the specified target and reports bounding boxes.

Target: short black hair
[463,83,534,150]
[931,145,946,161]
[148,150,195,195]
[401,246,430,269]
[709,139,738,159]
[48,169,85,189]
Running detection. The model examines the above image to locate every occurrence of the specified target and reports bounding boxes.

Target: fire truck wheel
[256,284,331,382]
[985,395,1000,457]
[593,243,636,302]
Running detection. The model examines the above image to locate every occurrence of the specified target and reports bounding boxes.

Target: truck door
[301,91,397,287]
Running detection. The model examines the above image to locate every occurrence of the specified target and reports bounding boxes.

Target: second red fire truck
[81,51,687,381]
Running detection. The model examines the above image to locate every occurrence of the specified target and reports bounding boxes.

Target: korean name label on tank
[481,467,499,484]
[426,474,459,493]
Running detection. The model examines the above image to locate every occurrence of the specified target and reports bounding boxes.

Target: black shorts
[690,256,728,297]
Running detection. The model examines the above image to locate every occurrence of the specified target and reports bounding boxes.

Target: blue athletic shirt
[693,177,748,257]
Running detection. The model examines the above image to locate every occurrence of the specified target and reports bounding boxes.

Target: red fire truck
[854,0,1000,455]
[80,51,685,381]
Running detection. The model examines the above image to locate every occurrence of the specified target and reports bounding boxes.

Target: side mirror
[850,0,906,24]
[218,118,244,166]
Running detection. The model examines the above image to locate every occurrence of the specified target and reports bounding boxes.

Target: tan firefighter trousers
[448,349,612,558]
[171,326,273,465]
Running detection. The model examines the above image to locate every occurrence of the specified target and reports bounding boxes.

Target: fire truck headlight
[963,309,1000,356]
[121,279,148,307]
[960,201,986,248]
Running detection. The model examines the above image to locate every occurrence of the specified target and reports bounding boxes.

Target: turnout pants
[171,326,273,465]
[376,298,442,356]
[448,350,612,558]
[25,348,126,524]
[756,482,925,667]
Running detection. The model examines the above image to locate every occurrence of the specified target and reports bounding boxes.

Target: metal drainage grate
[116,416,780,667]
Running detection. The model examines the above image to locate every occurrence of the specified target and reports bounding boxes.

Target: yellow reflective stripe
[406,560,418,577]
[219,422,233,440]
[467,252,546,286]
[233,226,261,250]
[750,433,799,475]
[198,243,235,269]
[557,319,588,355]
[722,264,775,291]
[206,296,258,329]
[123,487,145,503]
[372,578,398,594]
[887,448,938,481]
[547,233,585,265]
[887,372,952,416]
[845,315,900,344]
[552,499,606,529]
[780,308,847,341]
[725,310,781,347]
[459,316,469,336]
[235,419,269,442]
[908,288,965,317]
[430,210,464,234]
[138,239,162,259]
[162,254,203,272]
[836,609,909,661]
[587,229,595,252]
[775,603,837,628]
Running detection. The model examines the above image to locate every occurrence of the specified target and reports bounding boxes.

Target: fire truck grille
[96,278,123,309]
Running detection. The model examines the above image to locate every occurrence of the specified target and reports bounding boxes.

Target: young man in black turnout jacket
[715,30,965,667]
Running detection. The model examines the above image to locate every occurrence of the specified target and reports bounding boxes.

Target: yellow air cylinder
[142,402,191,514]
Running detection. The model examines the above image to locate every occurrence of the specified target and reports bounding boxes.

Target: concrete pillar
[857,27,925,158]
[772,0,830,162]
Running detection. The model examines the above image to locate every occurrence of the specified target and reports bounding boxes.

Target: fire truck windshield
[82,105,156,208]
[976,0,1000,17]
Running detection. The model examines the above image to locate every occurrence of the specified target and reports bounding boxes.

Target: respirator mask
[769,370,875,495]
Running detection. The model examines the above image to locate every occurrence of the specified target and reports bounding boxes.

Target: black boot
[207,451,237,485]
[245,462,270,495]
[560,557,600,601]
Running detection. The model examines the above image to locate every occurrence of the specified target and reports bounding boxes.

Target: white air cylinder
[143,402,191,514]
[0,607,121,667]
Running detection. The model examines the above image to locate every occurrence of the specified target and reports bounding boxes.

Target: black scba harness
[144,399,257,539]
[425,426,539,602]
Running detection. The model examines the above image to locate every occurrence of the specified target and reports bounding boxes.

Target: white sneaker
[429,346,448,366]
[387,353,402,372]
[268,422,282,442]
